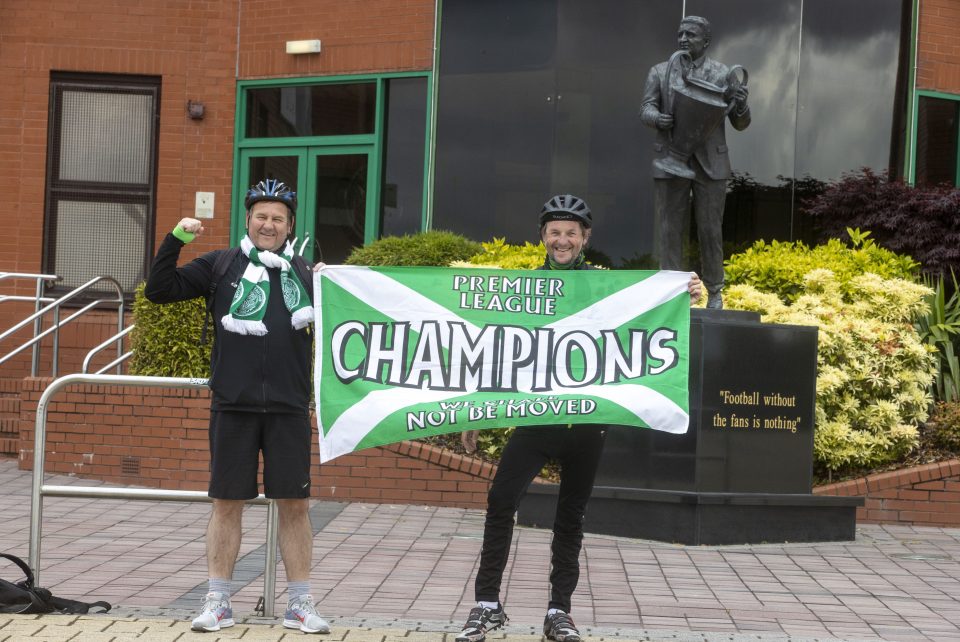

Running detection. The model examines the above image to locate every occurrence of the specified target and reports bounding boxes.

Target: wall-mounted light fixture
[286,39,322,55]
[186,100,205,120]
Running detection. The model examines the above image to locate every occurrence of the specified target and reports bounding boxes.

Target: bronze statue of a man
[641,15,750,309]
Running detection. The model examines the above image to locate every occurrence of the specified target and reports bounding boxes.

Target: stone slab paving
[1,459,959,641]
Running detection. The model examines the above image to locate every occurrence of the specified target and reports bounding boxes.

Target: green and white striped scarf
[221,236,313,336]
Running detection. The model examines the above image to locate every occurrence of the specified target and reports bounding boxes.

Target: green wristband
[172,224,196,244]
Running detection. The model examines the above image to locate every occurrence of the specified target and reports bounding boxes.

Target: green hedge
[128,283,210,378]
[344,230,482,267]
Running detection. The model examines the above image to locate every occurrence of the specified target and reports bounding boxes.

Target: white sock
[547,608,564,616]
[288,580,311,603]
[478,600,499,610]
[208,578,231,598]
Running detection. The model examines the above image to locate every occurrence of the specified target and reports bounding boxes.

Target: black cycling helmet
[539,194,592,230]
[245,178,297,214]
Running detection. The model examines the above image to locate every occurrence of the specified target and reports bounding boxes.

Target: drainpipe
[424,0,442,230]
[906,0,921,184]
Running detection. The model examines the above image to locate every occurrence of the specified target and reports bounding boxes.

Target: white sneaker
[283,594,331,634]
[191,591,234,632]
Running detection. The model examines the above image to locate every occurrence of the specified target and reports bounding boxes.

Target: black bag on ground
[0,553,111,614]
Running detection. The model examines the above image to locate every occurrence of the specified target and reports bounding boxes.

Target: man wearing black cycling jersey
[455,195,702,642]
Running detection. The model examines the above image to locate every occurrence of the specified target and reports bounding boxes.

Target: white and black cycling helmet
[539,194,592,230]
[245,178,297,214]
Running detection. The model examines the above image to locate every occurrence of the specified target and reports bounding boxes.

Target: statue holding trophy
[641,15,750,309]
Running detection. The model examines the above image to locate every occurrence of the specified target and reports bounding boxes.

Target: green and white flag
[315,266,691,462]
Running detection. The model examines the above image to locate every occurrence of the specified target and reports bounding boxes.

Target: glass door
[238,146,376,263]
[308,148,377,264]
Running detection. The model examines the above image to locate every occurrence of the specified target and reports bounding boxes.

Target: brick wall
[16,378,494,509]
[1,0,243,277]
[814,459,960,527]
[917,0,960,92]
[0,378,23,456]
[238,0,435,78]
[0,0,435,373]
[0,0,435,272]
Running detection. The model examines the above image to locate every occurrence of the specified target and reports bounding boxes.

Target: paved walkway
[1,459,958,642]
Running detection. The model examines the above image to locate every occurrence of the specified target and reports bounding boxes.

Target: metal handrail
[82,325,135,374]
[29,374,279,617]
[0,275,125,378]
[0,272,60,375]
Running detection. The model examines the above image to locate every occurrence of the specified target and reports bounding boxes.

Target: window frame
[232,72,433,248]
[42,72,161,299]
[911,89,960,187]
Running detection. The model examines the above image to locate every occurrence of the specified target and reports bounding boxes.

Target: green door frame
[910,90,960,187]
[232,72,433,248]
[237,145,378,259]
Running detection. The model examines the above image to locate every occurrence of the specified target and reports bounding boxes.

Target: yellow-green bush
[461,236,605,270]
[461,237,547,269]
[725,269,935,476]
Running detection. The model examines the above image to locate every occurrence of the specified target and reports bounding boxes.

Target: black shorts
[208,410,312,500]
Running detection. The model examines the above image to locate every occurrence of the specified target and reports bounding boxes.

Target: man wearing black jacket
[145,179,329,635]
[455,195,702,642]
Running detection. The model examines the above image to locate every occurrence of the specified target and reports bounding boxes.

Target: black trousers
[474,424,606,612]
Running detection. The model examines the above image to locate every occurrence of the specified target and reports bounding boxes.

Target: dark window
[248,156,300,193]
[381,77,428,237]
[314,154,368,264]
[916,95,959,186]
[246,83,377,138]
[435,0,911,264]
[44,73,160,296]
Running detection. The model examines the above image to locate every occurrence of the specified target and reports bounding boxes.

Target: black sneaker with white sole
[543,610,581,642]
[455,604,508,642]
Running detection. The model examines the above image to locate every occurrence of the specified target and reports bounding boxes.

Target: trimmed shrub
[345,230,481,266]
[804,168,960,276]
[725,267,935,477]
[128,283,211,377]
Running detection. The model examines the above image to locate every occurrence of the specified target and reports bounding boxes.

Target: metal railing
[0,272,60,375]
[82,325,135,374]
[29,374,280,617]
[0,275,125,378]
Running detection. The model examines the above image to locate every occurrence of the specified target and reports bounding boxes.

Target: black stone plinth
[517,483,863,545]
[517,308,864,545]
